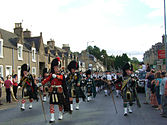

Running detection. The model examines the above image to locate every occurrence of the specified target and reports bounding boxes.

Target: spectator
[150,72,158,108]
[38,74,42,83]
[0,74,4,82]
[155,71,162,111]
[0,77,4,105]
[12,74,18,99]
[163,79,167,117]
[144,70,154,104]
[142,62,146,71]
[4,75,12,103]
[160,72,167,117]
[146,63,151,72]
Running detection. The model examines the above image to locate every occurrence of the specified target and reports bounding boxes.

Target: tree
[86,45,139,71]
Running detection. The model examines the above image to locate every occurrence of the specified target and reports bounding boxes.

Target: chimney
[47,39,55,49]
[40,32,42,37]
[162,35,167,43]
[14,23,23,37]
[23,29,31,38]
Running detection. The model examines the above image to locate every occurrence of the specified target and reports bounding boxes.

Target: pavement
[0,91,167,125]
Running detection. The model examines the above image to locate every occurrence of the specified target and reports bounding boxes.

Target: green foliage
[86,46,140,71]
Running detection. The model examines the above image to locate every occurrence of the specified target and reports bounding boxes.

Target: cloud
[0,0,163,62]
[140,0,163,9]
[140,0,163,18]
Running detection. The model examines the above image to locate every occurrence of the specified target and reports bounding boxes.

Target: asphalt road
[0,92,166,125]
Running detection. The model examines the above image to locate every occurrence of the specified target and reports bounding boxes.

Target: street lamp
[164,0,167,71]
[87,41,94,69]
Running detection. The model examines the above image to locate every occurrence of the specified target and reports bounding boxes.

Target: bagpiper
[80,73,87,95]
[41,57,70,123]
[85,69,96,101]
[66,60,86,111]
[42,68,49,102]
[104,71,112,96]
[115,72,123,97]
[121,62,141,116]
[19,64,38,111]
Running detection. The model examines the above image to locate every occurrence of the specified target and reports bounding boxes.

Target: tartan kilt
[49,87,64,105]
[22,86,34,99]
[86,86,93,94]
[115,82,122,90]
[0,88,2,97]
[68,86,86,99]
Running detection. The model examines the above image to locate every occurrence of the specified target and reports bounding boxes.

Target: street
[0,92,166,125]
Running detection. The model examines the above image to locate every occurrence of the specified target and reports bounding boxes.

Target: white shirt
[106,74,112,80]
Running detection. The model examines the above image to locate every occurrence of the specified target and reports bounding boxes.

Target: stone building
[143,35,165,70]
[0,23,79,80]
[79,50,106,72]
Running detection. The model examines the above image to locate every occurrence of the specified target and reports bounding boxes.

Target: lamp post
[87,41,94,69]
[164,0,167,71]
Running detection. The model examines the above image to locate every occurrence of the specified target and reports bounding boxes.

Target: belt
[51,85,62,88]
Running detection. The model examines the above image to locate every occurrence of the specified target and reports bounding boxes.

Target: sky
[0,0,165,61]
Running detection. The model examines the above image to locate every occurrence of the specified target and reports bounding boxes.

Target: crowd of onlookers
[0,74,18,104]
[142,64,167,118]
[0,74,42,105]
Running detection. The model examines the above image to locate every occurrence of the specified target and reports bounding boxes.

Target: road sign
[158,50,165,59]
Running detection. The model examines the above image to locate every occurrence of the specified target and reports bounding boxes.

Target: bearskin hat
[67,60,79,71]
[86,69,91,77]
[51,57,61,73]
[42,68,48,77]
[122,62,133,77]
[21,64,30,77]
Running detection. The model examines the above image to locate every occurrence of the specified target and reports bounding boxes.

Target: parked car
[136,70,146,93]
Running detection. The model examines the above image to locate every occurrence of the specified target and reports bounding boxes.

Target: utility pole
[164,0,167,71]
[87,41,94,69]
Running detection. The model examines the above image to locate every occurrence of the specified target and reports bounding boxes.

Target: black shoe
[152,105,158,108]
[0,103,3,105]
[124,113,128,116]
[21,108,25,111]
[162,115,167,118]
[49,120,55,123]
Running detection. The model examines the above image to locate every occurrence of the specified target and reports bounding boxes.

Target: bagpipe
[121,76,141,107]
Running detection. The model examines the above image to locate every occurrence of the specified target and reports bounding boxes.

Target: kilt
[22,85,38,100]
[68,86,86,100]
[86,85,93,94]
[0,88,1,97]
[49,87,64,105]
[115,82,122,90]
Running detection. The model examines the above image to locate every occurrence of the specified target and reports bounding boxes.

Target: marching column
[66,60,86,111]
[42,57,70,123]
[19,64,38,111]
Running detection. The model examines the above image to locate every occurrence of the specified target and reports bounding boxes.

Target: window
[32,48,36,62]
[5,65,12,77]
[0,65,3,78]
[0,39,3,58]
[32,67,36,75]
[17,44,23,60]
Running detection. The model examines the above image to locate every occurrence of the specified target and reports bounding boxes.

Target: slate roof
[24,37,41,51]
[0,28,30,51]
